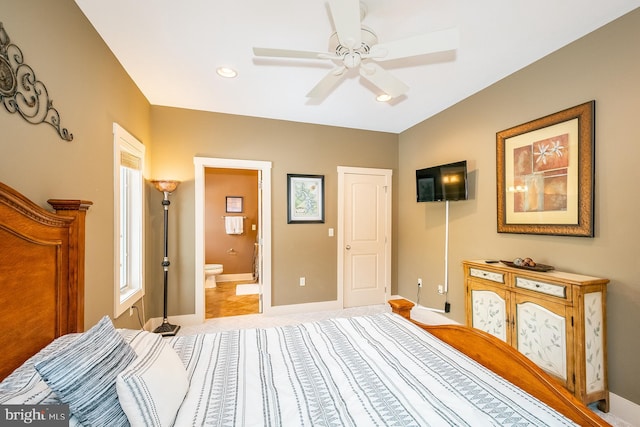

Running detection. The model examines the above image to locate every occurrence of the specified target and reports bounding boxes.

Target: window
[114,123,145,317]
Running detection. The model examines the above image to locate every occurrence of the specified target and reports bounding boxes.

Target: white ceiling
[74,0,639,134]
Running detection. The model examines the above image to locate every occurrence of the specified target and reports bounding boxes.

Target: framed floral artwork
[496,101,595,237]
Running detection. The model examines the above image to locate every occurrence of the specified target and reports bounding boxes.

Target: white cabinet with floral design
[463,260,609,411]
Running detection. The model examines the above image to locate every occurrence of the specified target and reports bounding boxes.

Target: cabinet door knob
[346,245,351,250]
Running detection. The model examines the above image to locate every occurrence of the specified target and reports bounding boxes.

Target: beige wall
[149,106,398,309]
[398,8,640,404]
[0,0,150,330]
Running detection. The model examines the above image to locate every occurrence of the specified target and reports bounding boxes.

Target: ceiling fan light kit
[328,27,377,69]
[253,0,459,101]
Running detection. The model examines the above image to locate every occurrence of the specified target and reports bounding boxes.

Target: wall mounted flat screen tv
[416,160,468,202]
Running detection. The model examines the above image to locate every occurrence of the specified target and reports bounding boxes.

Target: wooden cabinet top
[463,260,609,287]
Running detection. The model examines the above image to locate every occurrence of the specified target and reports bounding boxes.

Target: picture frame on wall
[287,174,324,224]
[225,196,243,213]
[496,101,595,237]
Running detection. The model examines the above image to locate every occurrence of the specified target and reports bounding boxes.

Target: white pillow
[119,328,164,356]
[116,338,189,427]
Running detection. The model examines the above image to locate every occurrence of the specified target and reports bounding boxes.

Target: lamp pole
[152,180,180,336]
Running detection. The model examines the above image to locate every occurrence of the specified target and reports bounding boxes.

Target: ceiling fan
[253,0,458,100]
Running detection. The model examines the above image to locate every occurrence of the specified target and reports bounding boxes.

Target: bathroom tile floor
[205,280,259,318]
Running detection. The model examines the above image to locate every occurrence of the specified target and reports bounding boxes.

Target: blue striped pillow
[35,316,136,426]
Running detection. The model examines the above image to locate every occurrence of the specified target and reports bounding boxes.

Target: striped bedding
[168,313,577,426]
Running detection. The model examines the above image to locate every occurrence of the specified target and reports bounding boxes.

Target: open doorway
[194,157,272,323]
[204,168,259,318]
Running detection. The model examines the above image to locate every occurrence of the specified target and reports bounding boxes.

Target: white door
[338,167,391,308]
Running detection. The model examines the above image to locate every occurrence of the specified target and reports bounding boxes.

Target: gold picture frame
[496,101,595,237]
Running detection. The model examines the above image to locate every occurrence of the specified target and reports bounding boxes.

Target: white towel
[225,216,243,234]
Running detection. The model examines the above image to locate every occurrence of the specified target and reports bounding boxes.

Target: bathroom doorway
[204,168,259,318]
[194,157,272,323]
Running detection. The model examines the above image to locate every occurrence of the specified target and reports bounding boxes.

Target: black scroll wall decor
[0,22,73,141]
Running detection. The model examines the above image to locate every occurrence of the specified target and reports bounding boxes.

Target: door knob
[346,245,351,250]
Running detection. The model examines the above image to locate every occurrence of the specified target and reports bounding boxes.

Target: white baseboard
[410,305,460,325]
[145,304,345,332]
[392,296,459,326]
[264,300,343,316]
[609,393,640,425]
[217,273,253,282]
[145,300,344,330]
[145,313,202,331]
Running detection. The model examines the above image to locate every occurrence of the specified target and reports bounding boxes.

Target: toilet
[204,264,224,288]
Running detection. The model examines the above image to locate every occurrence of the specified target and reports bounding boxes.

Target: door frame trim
[337,166,392,308]
[194,157,272,322]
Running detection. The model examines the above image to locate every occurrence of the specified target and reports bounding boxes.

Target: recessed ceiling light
[376,94,392,102]
[216,67,238,78]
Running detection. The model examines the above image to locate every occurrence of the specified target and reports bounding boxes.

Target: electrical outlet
[417,278,422,288]
[299,277,306,286]
[129,306,133,316]
[438,285,444,294]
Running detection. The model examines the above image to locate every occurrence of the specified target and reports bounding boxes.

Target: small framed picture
[225,196,243,213]
[287,174,324,223]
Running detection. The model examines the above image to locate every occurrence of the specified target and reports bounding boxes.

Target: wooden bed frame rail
[389,299,610,427]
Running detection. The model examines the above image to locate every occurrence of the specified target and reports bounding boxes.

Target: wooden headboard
[0,182,91,380]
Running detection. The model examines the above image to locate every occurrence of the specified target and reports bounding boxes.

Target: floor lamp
[152,179,181,336]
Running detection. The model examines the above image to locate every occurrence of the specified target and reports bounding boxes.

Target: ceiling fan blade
[307,67,348,98]
[328,0,361,49]
[253,47,333,60]
[369,27,459,62]
[359,63,409,98]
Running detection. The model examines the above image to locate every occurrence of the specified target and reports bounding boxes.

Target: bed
[0,181,609,426]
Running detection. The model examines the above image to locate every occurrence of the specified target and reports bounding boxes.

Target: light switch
[328,228,334,237]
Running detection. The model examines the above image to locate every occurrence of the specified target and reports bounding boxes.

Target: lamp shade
[152,180,180,193]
